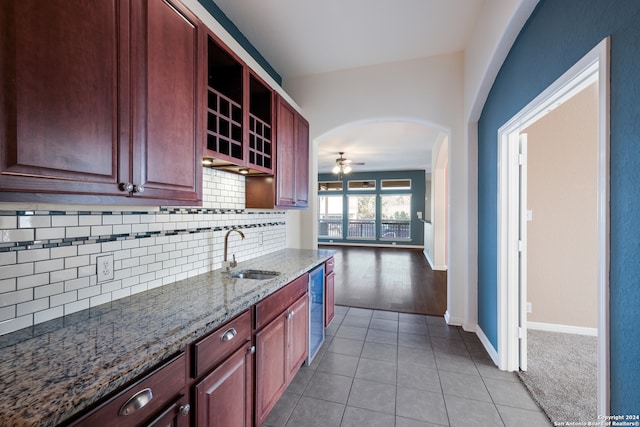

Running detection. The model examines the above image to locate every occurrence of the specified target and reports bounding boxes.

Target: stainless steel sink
[228,269,281,280]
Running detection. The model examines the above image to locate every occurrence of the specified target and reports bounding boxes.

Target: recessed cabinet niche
[0,0,202,205]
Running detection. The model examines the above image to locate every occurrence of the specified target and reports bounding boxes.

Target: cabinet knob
[119,388,153,416]
[133,184,145,194]
[119,182,134,192]
[286,311,294,320]
[248,345,256,354]
[178,404,191,417]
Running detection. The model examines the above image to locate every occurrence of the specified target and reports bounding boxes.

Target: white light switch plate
[97,254,114,283]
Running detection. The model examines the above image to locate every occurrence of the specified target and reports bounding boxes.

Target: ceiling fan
[332,152,364,175]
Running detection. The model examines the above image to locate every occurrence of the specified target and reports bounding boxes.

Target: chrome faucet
[223,228,245,271]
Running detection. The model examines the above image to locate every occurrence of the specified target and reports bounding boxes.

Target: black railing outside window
[318,219,343,237]
[347,220,376,238]
[381,220,411,239]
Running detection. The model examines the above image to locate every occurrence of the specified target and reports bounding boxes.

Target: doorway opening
[496,38,609,415]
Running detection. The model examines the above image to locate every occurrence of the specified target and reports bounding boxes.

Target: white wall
[284,53,466,320]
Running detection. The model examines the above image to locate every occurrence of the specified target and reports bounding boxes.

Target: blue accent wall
[318,170,425,246]
[196,0,283,85]
[478,0,640,412]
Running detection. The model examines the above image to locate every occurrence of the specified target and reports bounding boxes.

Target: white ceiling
[212,0,485,174]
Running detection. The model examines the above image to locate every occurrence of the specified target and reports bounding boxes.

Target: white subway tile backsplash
[35,227,65,240]
[17,273,50,290]
[51,246,77,260]
[1,288,33,307]
[18,215,51,229]
[17,297,49,316]
[52,215,78,227]
[34,259,63,274]
[0,315,32,335]
[34,282,64,299]
[0,170,287,335]
[66,226,90,238]
[17,248,49,264]
[0,278,15,294]
[0,305,15,322]
[1,229,34,243]
[50,290,77,307]
[0,216,17,229]
[66,298,90,315]
[0,263,34,280]
[34,306,64,324]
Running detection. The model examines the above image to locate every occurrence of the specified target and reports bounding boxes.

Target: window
[347,195,376,239]
[347,180,376,190]
[380,195,411,239]
[381,179,411,190]
[318,196,343,238]
[318,181,343,191]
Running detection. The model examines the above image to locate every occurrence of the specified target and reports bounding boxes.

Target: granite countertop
[0,248,334,427]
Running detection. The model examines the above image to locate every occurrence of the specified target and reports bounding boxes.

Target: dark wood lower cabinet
[286,294,309,383]
[255,310,287,427]
[67,353,188,427]
[194,341,253,427]
[325,271,335,327]
[63,270,327,427]
[146,396,190,427]
[255,292,309,426]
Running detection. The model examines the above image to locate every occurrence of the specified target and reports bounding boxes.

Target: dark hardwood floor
[320,245,447,316]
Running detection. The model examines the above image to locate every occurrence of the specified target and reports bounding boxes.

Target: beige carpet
[518,329,597,424]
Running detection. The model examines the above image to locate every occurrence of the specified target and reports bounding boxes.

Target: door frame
[496,37,610,415]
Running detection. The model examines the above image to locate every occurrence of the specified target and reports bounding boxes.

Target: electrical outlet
[97,255,114,283]
[526,302,532,313]
[259,232,264,246]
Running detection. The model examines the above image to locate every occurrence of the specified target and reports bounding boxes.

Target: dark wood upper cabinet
[275,97,309,209]
[205,33,245,165]
[245,96,309,209]
[0,0,202,204]
[0,0,125,198]
[130,0,203,203]
[204,34,275,176]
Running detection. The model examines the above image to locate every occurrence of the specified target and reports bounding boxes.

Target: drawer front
[69,353,187,427]
[255,273,308,330]
[192,310,252,378]
[324,257,334,275]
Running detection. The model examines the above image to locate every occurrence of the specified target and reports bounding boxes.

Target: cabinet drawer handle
[220,327,237,342]
[119,388,153,416]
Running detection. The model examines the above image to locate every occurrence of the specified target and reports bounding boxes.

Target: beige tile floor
[261,306,552,427]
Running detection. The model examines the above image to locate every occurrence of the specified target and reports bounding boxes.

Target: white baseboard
[444,310,463,326]
[423,250,434,268]
[527,321,598,336]
[422,250,447,271]
[476,326,499,366]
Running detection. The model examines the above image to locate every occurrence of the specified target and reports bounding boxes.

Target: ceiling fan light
[343,165,352,174]
[332,165,341,174]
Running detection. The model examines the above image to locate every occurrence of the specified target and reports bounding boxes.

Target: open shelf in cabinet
[206,34,244,164]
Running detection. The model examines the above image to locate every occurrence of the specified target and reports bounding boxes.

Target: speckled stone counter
[0,248,334,427]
